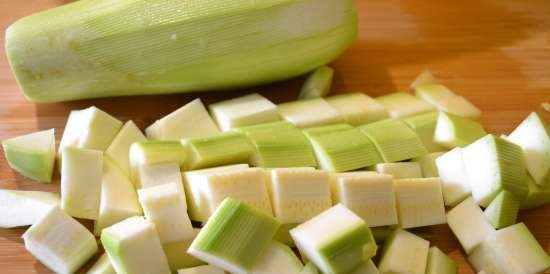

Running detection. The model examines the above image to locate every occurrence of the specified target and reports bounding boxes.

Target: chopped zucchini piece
[426,247,457,274]
[434,112,486,149]
[209,93,280,131]
[326,92,389,125]
[268,168,332,224]
[446,197,495,254]
[2,128,55,182]
[377,228,429,274]
[521,175,550,209]
[402,111,447,152]
[299,66,334,100]
[87,254,115,274]
[251,241,303,274]
[412,151,445,178]
[393,178,446,228]
[348,260,379,274]
[359,118,428,162]
[146,99,219,140]
[410,69,438,89]
[23,207,98,274]
[61,147,103,220]
[299,262,320,274]
[183,132,254,170]
[105,120,147,176]
[177,265,225,274]
[129,141,187,187]
[188,198,280,274]
[435,148,472,206]
[278,98,343,128]
[303,123,353,137]
[138,162,183,189]
[0,190,60,228]
[483,190,520,229]
[462,135,528,206]
[415,84,481,118]
[163,229,205,272]
[101,216,171,274]
[274,223,298,247]
[508,112,550,187]
[290,204,376,274]
[375,92,435,118]
[373,162,422,179]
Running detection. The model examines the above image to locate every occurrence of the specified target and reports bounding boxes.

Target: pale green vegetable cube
[373,162,422,179]
[188,198,280,274]
[278,98,343,128]
[251,241,303,274]
[377,228,429,274]
[101,216,171,274]
[268,168,332,224]
[348,260,379,274]
[462,135,528,207]
[0,190,60,228]
[299,262,320,274]
[129,141,187,187]
[209,93,280,131]
[483,190,520,229]
[274,223,299,247]
[138,162,182,189]
[326,92,389,125]
[86,254,115,274]
[412,151,445,178]
[105,120,147,176]
[177,265,225,274]
[375,92,435,118]
[331,172,397,227]
[146,99,219,140]
[434,112,486,149]
[521,175,550,209]
[163,229,205,272]
[415,84,481,118]
[359,118,428,162]
[410,69,438,89]
[2,128,55,182]
[446,197,495,254]
[435,148,472,206]
[183,132,254,170]
[393,178,446,228]
[61,147,103,220]
[23,207,98,274]
[508,112,550,187]
[402,111,447,152]
[290,204,376,274]
[299,66,334,100]
[426,247,457,274]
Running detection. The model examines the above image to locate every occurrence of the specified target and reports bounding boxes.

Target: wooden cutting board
[1,0,549,273]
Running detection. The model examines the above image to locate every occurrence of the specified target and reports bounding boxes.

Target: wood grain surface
[1,0,549,273]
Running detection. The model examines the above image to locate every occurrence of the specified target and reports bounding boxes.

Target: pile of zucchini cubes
[2,68,549,274]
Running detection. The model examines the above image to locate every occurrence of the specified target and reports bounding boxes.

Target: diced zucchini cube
[129,141,187,187]
[299,66,334,100]
[426,246,457,274]
[177,265,225,274]
[251,241,303,274]
[183,132,254,170]
[348,260,379,274]
[163,229,205,272]
[394,178,446,228]
[415,84,481,118]
[375,92,435,118]
[87,254,115,274]
[435,148,472,206]
[412,151,445,178]
[326,92,389,125]
[521,175,550,209]
[209,93,280,131]
[373,162,422,179]
[377,228,429,274]
[402,111,447,152]
[0,190,60,228]
[299,262,320,274]
[434,112,486,149]
[105,120,147,176]
[483,190,520,229]
[138,162,183,189]
[278,98,343,128]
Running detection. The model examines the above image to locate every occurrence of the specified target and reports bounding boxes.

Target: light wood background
[1,0,549,273]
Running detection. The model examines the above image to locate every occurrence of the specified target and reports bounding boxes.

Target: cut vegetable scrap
[251,241,303,274]
[520,175,550,209]
[102,216,171,274]
[138,182,194,244]
[410,69,438,89]
[138,162,182,189]
[393,178,446,228]
[412,151,445,178]
[235,121,317,168]
[373,162,422,179]
[177,265,225,274]
[290,204,376,274]
[278,98,343,128]
[23,206,98,274]
[183,132,254,170]
[0,190,60,228]
[434,112,486,149]
[326,92,389,125]
[2,128,55,182]
[425,246,457,274]
[483,190,520,229]
[435,148,472,206]
[61,147,103,220]
[86,253,115,274]
[462,134,528,207]
[348,260,379,274]
[377,228,429,274]
[129,140,187,187]
[375,92,436,118]
[402,111,447,152]
[209,93,280,131]
[94,157,142,236]
[415,83,481,118]
[299,66,334,100]
[359,118,428,162]
[105,120,147,176]
[146,99,220,140]
[188,198,280,274]
[507,112,550,188]
[268,168,332,224]
[163,229,205,272]
[468,223,550,274]
[446,197,495,254]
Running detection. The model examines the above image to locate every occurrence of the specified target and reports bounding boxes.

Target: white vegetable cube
[508,112,550,187]
[278,98,343,128]
[188,198,280,274]
[377,228,429,274]
[375,92,435,118]
[394,178,446,228]
[374,162,422,179]
[412,151,445,178]
[268,168,332,224]
[87,254,115,274]
[290,204,377,274]
[23,207,98,274]
[402,112,447,153]
[139,161,183,189]
[61,147,103,220]
[326,92,389,125]
[163,229,205,272]
[101,216,171,274]
[146,99,220,140]
[2,128,56,182]
[435,148,471,206]
[251,241,304,274]
[105,120,147,176]
[0,190,60,228]
[348,260,379,274]
[129,141,187,187]
[446,197,495,254]
[415,83,481,118]
[299,66,334,100]
[425,247,457,274]
[434,112,486,149]
[177,265,225,274]
[483,190,520,229]
[209,93,280,131]
[138,182,193,243]
[331,172,397,227]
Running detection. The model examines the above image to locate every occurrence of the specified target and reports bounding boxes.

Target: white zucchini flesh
[251,241,303,274]
[393,178,446,229]
[138,161,183,189]
[0,190,60,228]
[377,228,429,274]
[86,253,115,274]
[278,98,343,128]
[374,162,422,179]
[105,120,147,176]
[435,148,472,206]
[163,229,205,272]
[209,93,280,131]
